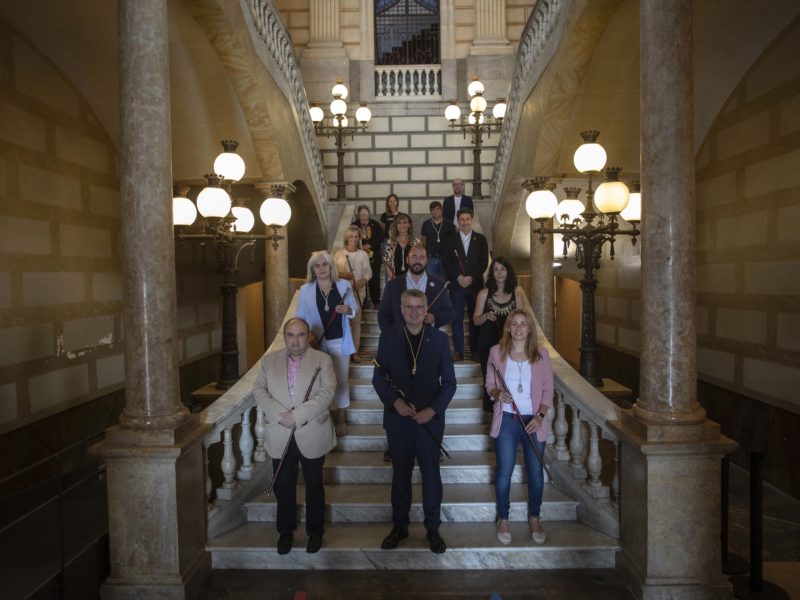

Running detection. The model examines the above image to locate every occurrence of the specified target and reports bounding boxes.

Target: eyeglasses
[402,305,426,311]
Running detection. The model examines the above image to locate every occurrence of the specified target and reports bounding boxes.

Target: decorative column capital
[255,180,296,199]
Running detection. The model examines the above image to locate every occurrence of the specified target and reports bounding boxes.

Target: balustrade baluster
[554,393,569,460]
[582,423,610,500]
[568,406,587,478]
[612,439,620,510]
[238,408,255,480]
[203,443,212,502]
[546,402,555,446]
[254,407,266,462]
[216,426,237,500]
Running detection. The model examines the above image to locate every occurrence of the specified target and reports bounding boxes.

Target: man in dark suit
[442,207,490,361]
[442,178,473,225]
[373,288,456,554]
[377,244,453,332]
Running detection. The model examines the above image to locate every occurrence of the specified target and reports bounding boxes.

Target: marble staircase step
[244,483,579,523]
[335,423,491,452]
[348,361,482,378]
[207,521,619,570]
[322,450,523,484]
[349,377,484,401]
[346,399,489,425]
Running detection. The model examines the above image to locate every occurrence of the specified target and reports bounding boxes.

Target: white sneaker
[530,518,546,544]
[496,521,512,545]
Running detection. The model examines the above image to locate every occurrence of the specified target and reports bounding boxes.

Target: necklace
[514,359,527,393]
[404,327,423,376]
[318,283,331,312]
[431,220,443,243]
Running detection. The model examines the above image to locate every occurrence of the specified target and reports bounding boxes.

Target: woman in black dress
[473,257,525,411]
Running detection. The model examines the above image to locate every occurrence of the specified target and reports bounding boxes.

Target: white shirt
[503,359,533,415]
[459,230,472,256]
[452,195,462,225]
[405,271,428,292]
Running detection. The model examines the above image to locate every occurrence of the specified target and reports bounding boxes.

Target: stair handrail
[488,0,568,224]
[245,0,328,207]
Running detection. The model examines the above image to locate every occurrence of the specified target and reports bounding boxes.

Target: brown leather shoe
[452,351,464,362]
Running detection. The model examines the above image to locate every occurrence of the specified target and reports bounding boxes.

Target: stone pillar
[96,1,210,597]
[302,0,349,102]
[466,0,513,106]
[612,1,736,597]
[257,182,294,345]
[307,0,345,50]
[529,221,554,342]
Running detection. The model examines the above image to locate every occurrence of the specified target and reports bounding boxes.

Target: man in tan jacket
[253,317,337,555]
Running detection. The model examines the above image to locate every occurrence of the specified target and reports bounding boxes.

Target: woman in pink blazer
[484,307,553,546]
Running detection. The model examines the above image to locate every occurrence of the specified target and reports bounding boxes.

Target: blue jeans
[494,411,546,520]
[426,256,444,280]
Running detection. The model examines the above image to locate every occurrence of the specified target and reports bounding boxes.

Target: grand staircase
[207,309,619,569]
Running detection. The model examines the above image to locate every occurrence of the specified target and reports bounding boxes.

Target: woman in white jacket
[296,250,360,436]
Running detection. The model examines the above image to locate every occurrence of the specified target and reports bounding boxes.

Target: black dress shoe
[383,450,392,463]
[306,534,323,554]
[427,529,446,554]
[381,526,408,549]
[277,533,293,555]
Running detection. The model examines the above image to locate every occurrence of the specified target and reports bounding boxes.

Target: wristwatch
[536,410,546,419]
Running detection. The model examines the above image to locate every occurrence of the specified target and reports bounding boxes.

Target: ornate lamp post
[526,130,642,386]
[172,140,292,389]
[309,81,372,201]
[444,78,507,198]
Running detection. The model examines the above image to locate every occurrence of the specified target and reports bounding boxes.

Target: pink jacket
[484,345,554,441]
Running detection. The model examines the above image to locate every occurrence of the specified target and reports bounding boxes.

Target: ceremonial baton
[426,281,451,327]
[346,255,367,326]
[453,249,466,276]
[490,362,553,481]
[372,359,450,459]
[267,366,322,496]
[320,286,352,341]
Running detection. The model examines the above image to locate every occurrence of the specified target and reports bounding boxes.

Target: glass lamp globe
[467,79,485,97]
[172,195,197,226]
[594,177,630,215]
[620,187,642,223]
[556,198,585,222]
[444,102,461,122]
[525,188,558,221]
[573,131,608,173]
[309,104,324,124]
[331,81,348,100]
[231,205,255,233]
[355,104,372,125]
[214,140,246,182]
[337,115,349,128]
[468,112,485,125]
[470,94,487,114]
[260,197,292,227]
[196,180,232,218]
[330,97,347,117]
[492,99,507,121]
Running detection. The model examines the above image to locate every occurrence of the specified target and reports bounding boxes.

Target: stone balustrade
[374,65,442,99]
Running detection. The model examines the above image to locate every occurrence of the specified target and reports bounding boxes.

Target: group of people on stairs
[250,179,554,556]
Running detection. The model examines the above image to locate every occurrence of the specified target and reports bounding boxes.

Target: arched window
[375,0,440,65]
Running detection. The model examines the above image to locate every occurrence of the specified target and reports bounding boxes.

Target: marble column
[257,182,294,345]
[467,0,513,107]
[612,1,735,597]
[301,0,349,107]
[97,1,210,597]
[529,221,555,342]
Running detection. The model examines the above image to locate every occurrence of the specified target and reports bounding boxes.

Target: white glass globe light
[330,98,347,117]
[260,197,292,227]
[338,115,349,128]
[172,195,197,226]
[231,205,255,233]
[467,79,485,97]
[309,104,324,124]
[214,151,245,182]
[492,100,507,121]
[470,94,487,114]
[196,184,231,219]
[525,189,558,221]
[620,189,642,222]
[594,180,630,214]
[331,81,348,100]
[468,112,485,125]
[355,104,372,125]
[573,141,607,173]
[444,103,461,122]
[556,198,585,222]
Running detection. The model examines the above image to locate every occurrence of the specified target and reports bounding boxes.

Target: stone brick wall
[562,18,800,416]
[0,25,221,433]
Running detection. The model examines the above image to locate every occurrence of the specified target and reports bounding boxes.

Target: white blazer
[296,279,359,355]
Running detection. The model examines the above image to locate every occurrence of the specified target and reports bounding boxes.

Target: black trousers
[386,412,443,531]
[272,436,326,537]
[368,259,382,304]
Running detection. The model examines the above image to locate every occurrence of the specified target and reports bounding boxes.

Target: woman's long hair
[498,307,542,364]
[388,213,415,242]
[486,256,517,295]
[305,250,339,283]
[384,193,399,214]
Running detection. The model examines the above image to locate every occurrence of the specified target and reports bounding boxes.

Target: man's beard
[409,263,425,275]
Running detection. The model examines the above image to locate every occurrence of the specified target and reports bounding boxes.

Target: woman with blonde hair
[484,307,553,546]
[334,226,372,363]
[383,213,420,280]
[296,251,360,436]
